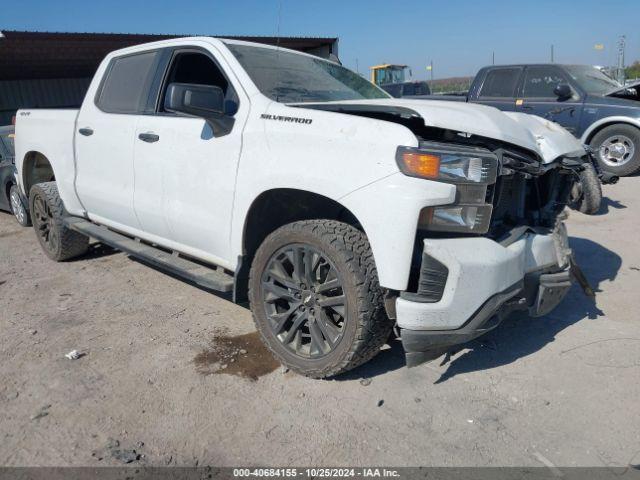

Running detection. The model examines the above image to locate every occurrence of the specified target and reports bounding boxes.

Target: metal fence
[0,77,91,125]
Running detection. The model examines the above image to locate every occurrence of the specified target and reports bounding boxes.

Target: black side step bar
[64,217,234,293]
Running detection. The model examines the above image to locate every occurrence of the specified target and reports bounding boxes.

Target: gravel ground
[0,178,639,468]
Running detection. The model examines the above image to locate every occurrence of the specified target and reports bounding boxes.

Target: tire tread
[248,220,392,378]
[29,182,89,261]
[570,163,602,214]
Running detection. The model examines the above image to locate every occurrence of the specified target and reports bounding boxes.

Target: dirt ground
[1,179,639,468]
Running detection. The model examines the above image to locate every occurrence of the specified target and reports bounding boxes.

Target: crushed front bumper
[397,223,573,367]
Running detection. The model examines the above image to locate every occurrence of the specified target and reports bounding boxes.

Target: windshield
[226,43,390,103]
[376,67,405,85]
[564,65,622,95]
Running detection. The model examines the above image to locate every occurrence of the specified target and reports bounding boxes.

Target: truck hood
[605,81,640,100]
[294,99,585,163]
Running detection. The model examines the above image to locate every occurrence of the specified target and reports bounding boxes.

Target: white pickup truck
[16,37,595,377]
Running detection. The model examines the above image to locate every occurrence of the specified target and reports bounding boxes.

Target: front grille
[492,174,527,224]
[488,165,573,239]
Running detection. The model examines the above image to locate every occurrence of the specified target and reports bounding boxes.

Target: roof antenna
[274,0,284,102]
[276,0,283,51]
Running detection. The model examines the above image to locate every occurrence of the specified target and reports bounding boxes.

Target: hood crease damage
[293,99,585,163]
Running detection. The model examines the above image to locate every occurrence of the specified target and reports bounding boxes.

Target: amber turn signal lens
[400,152,441,179]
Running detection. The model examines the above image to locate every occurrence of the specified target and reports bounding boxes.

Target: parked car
[417,64,640,176]
[0,125,30,226]
[381,81,431,98]
[15,38,597,377]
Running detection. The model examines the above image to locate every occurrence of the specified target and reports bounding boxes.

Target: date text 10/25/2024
[233,469,400,478]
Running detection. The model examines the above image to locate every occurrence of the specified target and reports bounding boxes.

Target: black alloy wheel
[261,243,346,358]
[32,190,60,255]
[248,220,393,378]
[29,182,89,261]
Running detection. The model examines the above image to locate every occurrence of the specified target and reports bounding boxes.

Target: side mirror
[553,83,572,99]
[165,83,225,119]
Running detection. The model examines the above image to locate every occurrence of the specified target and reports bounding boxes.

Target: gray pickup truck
[421,64,640,177]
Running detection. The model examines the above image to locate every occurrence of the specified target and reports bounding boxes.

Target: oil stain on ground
[0,230,20,239]
[193,331,280,380]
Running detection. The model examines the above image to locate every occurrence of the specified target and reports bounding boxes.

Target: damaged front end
[407,135,591,240]
[395,137,596,367]
[605,81,640,102]
[298,99,599,367]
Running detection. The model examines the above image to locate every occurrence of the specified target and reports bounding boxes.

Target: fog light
[419,204,493,234]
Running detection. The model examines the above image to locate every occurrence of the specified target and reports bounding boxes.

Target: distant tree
[626,61,640,79]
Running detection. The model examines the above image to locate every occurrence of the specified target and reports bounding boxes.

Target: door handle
[78,128,94,136]
[138,133,160,143]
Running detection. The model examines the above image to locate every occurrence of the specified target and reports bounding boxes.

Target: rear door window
[96,51,159,113]
[478,68,522,98]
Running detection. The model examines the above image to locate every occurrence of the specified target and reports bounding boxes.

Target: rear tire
[9,184,31,227]
[29,182,89,261]
[569,163,602,215]
[590,124,640,176]
[248,220,392,378]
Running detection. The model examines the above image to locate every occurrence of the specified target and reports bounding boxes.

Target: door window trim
[151,46,240,119]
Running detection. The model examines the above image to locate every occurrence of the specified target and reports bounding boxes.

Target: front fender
[230,102,420,270]
[339,173,455,290]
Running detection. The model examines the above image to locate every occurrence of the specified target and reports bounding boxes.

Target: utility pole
[550,44,554,63]
[617,35,626,84]
[430,60,433,81]
[492,51,495,65]
[355,58,359,75]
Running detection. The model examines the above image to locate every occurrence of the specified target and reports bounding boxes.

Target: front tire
[248,220,392,378]
[590,124,640,176]
[9,184,31,227]
[569,163,602,214]
[29,182,89,261]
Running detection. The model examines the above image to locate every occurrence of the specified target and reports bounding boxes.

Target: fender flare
[581,116,640,144]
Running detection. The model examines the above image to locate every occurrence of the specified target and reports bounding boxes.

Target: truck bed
[15,108,82,214]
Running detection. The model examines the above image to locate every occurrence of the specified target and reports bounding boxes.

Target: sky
[2,0,639,80]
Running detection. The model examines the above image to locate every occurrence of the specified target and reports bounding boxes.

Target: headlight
[398,143,498,234]
[396,145,498,184]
